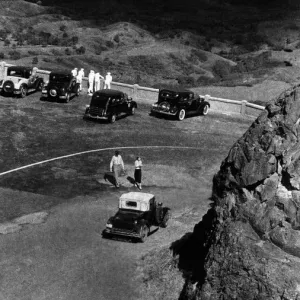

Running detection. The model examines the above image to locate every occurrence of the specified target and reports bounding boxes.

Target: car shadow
[148,227,159,236]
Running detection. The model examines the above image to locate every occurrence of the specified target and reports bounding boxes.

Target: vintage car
[0,66,44,98]
[41,71,80,102]
[150,87,210,121]
[103,192,171,242]
[83,89,137,123]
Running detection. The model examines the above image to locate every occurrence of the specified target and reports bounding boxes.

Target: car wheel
[110,114,116,123]
[177,109,186,121]
[161,210,170,228]
[65,93,70,103]
[20,85,27,98]
[202,104,209,116]
[76,87,80,97]
[129,106,135,115]
[3,80,14,94]
[139,225,149,243]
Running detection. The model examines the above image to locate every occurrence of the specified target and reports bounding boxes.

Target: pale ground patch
[0,211,48,235]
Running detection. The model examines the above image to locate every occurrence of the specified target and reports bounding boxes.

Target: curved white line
[0,146,201,177]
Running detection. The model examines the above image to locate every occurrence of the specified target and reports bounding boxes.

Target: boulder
[179,84,300,299]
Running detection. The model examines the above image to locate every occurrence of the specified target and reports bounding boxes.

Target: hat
[107,72,111,74]
[75,67,78,69]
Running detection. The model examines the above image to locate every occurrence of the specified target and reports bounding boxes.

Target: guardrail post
[241,100,247,115]
[133,84,139,101]
[0,61,6,80]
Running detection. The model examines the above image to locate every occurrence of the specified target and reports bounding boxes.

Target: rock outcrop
[178,85,300,299]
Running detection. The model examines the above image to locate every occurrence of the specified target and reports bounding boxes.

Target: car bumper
[151,108,177,116]
[103,228,141,239]
[84,113,109,120]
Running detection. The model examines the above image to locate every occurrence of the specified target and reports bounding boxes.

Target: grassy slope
[1,1,300,98]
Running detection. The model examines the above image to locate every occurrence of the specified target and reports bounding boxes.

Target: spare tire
[49,88,58,97]
[3,80,14,93]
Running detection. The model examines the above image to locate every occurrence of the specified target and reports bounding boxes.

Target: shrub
[59,25,66,32]
[32,57,38,65]
[9,51,21,60]
[28,50,39,56]
[106,41,114,48]
[190,49,207,62]
[212,60,232,79]
[51,49,61,56]
[75,46,86,55]
[65,48,71,55]
[113,34,120,43]
[4,39,10,46]
[0,52,4,59]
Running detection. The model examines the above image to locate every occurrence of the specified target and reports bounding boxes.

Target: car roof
[157,85,192,94]
[7,66,32,71]
[50,71,72,76]
[93,89,125,97]
[119,192,154,203]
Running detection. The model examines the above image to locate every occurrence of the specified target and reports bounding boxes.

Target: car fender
[15,79,27,89]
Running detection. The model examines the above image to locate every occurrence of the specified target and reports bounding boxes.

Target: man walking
[71,67,78,78]
[110,150,125,188]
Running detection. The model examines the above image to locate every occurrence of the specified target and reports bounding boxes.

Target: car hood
[48,81,69,89]
[111,210,142,229]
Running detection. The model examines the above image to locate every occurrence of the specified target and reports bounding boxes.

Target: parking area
[0,91,253,300]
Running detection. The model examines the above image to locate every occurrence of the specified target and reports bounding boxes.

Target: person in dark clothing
[134,156,142,190]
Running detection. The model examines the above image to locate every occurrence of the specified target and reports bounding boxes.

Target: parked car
[103,192,171,242]
[0,66,44,98]
[150,87,210,120]
[83,89,137,123]
[41,71,80,102]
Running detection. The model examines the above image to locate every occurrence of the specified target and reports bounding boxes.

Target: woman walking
[134,156,143,190]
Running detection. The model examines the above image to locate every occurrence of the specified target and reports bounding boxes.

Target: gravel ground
[0,91,252,300]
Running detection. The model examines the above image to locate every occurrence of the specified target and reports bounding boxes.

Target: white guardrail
[0,61,265,118]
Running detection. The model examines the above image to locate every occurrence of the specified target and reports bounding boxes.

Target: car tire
[110,114,116,123]
[129,106,135,115]
[202,104,209,116]
[161,210,170,228]
[177,109,186,121]
[139,225,149,243]
[20,85,27,98]
[3,80,14,94]
[76,87,80,97]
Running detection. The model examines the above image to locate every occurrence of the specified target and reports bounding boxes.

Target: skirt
[134,168,142,183]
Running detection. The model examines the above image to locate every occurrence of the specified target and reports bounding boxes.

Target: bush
[190,49,207,62]
[212,60,232,79]
[9,51,21,60]
[113,34,120,43]
[32,57,38,65]
[0,52,4,59]
[106,41,114,48]
[28,50,39,56]
[75,46,86,55]
[65,48,71,55]
[4,39,10,46]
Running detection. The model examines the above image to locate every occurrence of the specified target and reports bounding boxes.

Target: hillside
[0,0,300,99]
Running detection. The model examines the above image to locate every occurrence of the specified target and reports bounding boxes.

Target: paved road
[0,91,253,300]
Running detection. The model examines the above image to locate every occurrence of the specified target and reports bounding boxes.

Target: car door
[189,93,200,113]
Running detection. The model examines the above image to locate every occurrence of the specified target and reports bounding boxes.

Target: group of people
[109,151,143,190]
[71,68,113,96]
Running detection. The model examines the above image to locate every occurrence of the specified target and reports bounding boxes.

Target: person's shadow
[103,172,117,186]
[127,176,136,185]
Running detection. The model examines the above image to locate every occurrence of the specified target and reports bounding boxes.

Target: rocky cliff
[178,85,300,299]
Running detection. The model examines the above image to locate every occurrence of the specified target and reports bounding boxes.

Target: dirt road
[0,92,253,299]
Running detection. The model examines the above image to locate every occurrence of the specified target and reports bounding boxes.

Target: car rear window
[50,74,71,82]
[125,201,137,207]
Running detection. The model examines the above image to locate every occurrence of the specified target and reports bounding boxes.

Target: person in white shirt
[94,72,104,91]
[88,70,95,95]
[71,68,78,77]
[77,68,84,91]
[134,156,143,190]
[104,72,112,89]
[110,150,125,188]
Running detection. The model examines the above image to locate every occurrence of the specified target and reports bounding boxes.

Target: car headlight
[85,105,90,108]
[106,223,112,228]
[152,103,158,107]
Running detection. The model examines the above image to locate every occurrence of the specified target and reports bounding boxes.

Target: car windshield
[50,74,71,82]
[90,94,111,108]
[7,69,28,78]
[117,209,144,216]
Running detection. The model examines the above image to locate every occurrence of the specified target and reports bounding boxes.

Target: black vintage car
[151,87,210,121]
[83,89,137,123]
[0,66,44,98]
[41,71,80,102]
[103,192,171,242]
